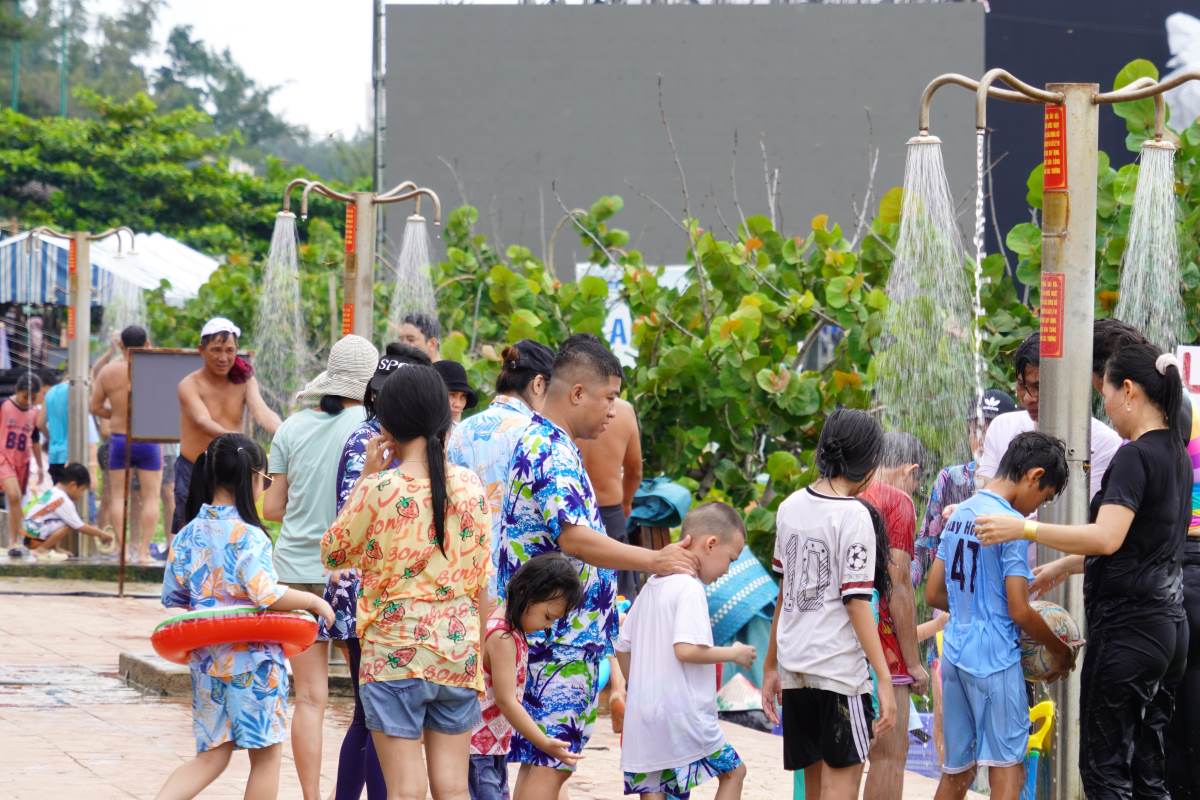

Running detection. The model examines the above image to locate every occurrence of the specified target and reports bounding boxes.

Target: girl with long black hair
[321,364,490,800]
[159,433,333,800]
[978,341,1191,799]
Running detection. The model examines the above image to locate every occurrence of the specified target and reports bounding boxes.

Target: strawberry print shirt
[321,465,491,691]
[470,613,529,756]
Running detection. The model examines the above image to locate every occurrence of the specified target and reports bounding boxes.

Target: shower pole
[919,69,1198,800]
[28,225,133,557]
[282,180,441,341]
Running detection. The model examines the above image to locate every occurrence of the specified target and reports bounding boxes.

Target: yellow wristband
[1023,520,1039,542]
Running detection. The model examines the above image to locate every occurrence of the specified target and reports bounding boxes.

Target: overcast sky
[93,0,379,136]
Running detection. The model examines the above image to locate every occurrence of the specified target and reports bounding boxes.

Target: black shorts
[783,687,874,770]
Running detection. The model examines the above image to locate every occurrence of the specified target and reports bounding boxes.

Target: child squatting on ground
[156,433,335,800]
[925,431,1076,800]
[468,553,585,800]
[616,501,755,800]
[21,462,115,558]
[762,408,898,800]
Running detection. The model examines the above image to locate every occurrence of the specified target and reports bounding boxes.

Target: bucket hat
[433,360,478,409]
[296,335,380,403]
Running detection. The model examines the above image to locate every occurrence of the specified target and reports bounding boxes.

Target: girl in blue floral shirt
[157,434,333,800]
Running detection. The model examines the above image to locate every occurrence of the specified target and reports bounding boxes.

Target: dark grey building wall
[385,5,984,272]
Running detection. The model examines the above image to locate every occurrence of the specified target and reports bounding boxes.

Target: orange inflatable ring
[151,607,318,665]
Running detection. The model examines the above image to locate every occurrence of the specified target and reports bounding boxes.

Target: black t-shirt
[1085,429,1189,626]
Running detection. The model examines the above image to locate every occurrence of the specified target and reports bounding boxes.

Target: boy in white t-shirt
[616,502,755,799]
[22,462,114,559]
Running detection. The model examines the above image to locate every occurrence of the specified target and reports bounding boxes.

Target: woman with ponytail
[978,341,1191,799]
[321,364,490,800]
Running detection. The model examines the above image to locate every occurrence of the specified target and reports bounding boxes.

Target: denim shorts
[469,753,510,800]
[361,678,481,739]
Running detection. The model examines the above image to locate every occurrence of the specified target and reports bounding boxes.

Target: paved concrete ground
[0,576,971,799]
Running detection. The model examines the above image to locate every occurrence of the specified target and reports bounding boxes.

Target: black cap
[433,360,478,409]
[504,339,555,377]
[970,389,1017,421]
[367,343,431,397]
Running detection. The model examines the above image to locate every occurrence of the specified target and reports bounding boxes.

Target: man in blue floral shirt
[497,334,699,799]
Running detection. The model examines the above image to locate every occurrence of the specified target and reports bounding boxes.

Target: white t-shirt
[23,485,85,540]
[772,487,875,696]
[616,574,727,773]
[978,410,1122,500]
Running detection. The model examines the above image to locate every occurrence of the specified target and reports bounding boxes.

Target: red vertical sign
[1040,273,1065,358]
[67,239,78,340]
[1043,105,1067,190]
[344,205,357,254]
[342,303,354,336]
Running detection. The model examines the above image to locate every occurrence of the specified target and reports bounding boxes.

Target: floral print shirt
[337,418,383,512]
[448,394,537,597]
[497,413,617,659]
[162,504,288,679]
[321,466,491,691]
[915,461,977,583]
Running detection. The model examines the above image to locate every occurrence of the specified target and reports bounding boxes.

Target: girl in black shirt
[977,341,1190,800]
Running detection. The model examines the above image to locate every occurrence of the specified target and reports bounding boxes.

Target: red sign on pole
[344,205,357,255]
[342,303,354,336]
[67,239,78,340]
[1043,105,1067,190]
[1040,272,1065,358]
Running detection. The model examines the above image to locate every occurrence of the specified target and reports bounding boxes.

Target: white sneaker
[41,549,70,562]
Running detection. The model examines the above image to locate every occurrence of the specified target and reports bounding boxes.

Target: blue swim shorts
[941,658,1029,772]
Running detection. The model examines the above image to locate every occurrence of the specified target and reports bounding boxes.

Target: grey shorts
[361,678,481,739]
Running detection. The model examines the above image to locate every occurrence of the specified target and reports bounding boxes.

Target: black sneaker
[7,546,26,558]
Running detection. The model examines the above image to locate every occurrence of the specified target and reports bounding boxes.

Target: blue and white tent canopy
[0,232,219,307]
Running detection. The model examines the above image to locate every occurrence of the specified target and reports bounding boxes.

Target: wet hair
[402,313,441,342]
[184,433,267,530]
[375,365,453,554]
[496,342,554,397]
[815,408,883,483]
[995,431,1069,496]
[552,333,623,387]
[14,373,42,396]
[680,501,746,544]
[57,462,91,487]
[1105,340,1187,449]
[1013,333,1040,383]
[120,325,148,349]
[1092,319,1150,378]
[503,553,585,637]
[858,500,892,601]
[200,331,237,349]
[881,431,926,477]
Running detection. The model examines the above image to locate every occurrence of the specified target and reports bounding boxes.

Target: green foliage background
[3,51,1200,567]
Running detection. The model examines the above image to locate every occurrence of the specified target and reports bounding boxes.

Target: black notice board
[127,348,202,443]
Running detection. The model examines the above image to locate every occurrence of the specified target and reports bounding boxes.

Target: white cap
[201,317,241,339]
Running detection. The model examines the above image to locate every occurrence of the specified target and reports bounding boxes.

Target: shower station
[279,179,441,339]
[24,225,135,555]
[912,69,1200,800]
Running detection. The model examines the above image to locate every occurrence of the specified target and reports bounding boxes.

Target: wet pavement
[0,576,965,799]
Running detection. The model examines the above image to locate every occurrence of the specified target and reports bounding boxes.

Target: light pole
[918,68,1198,800]
[280,179,440,340]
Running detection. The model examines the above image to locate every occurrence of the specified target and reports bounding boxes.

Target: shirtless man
[396,312,441,361]
[578,396,643,599]
[90,326,161,563]
[173,318,281,535]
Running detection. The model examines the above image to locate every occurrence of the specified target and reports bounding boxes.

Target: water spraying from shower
[1114,141,1186,351]
[388,213,437,335]
[254,212,311,415]
[874,136,976,471]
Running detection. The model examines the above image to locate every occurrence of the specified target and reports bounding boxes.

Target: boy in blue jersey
[924,431,1076,800]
